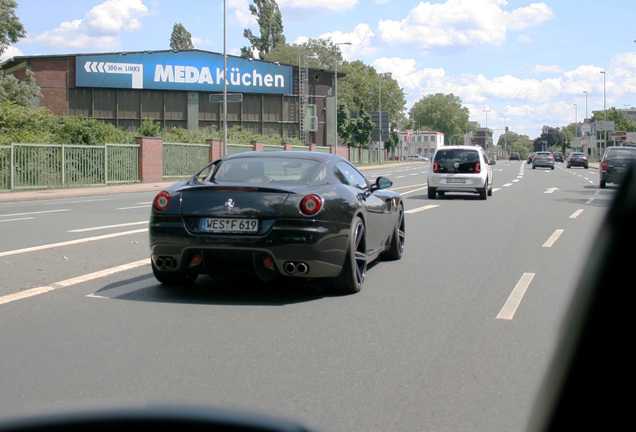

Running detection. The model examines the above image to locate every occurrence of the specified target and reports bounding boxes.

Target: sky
[4,0,636,143]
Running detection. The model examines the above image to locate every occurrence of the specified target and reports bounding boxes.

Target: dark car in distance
[149,151,405,294]
[567,152,589,169]
[599,146,636,188]
[509,151,520,160]
[553,151,564,162]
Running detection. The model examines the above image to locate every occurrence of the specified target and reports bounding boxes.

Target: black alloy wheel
[335,217,367,294]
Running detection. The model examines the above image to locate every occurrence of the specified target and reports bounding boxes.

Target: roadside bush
[54,116,132,145]
[137,119,161,138]
[0,100,305,147]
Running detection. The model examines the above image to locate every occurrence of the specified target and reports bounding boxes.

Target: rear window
[434,149,481,174]
[605,148,636,160]
[535,152,552,159]
[211,157,322,185]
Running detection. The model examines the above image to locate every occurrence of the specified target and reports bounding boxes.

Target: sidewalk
[0,181,176,204]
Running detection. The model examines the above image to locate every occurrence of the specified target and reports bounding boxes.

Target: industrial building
[1,49,336,146]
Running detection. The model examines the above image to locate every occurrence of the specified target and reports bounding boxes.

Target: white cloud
[377,0,553,48]
[534,65,564,74]
[317,23,377,59]
[229,0,254,27]
[278,0,358,11]
[25,0,149,51]
[0,45,24,61]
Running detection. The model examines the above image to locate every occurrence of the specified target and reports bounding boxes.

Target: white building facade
[397,130,445,159]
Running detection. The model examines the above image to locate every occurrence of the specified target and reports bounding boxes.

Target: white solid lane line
[0,228,148,258]
[0,259,150,306]
[497,273,535,320]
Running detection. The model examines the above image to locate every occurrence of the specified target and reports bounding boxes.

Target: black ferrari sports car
[149,151,405,293]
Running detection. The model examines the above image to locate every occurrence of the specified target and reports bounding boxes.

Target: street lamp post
[333,42,351,155]
[483,109,491,128]
[378,72,392,165]
[601,71,607,155]
[573,103,578,137]
[501,116,509,155]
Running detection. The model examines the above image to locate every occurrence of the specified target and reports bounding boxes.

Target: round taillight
[153,191,170,211]
[474,161,481,173]
[300,194,322,216]
[433,161,440,173]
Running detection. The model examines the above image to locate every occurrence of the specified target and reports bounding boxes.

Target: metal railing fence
[163,143,210,179]
[0,141,378,192]
[0,143,139,191]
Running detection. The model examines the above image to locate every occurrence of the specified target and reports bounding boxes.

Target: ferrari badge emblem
[225,198,234,212]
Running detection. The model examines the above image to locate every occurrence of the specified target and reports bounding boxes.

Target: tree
[0,68,41,106]
[241,0,286,59]
[410,93,470,143]
[169,23,194,50]
[590,107,636,133]
[496,131,533,158]
[348,110,375,148]
[264,37,342,70]
[0,1,40,106]
[0,0,25,56]
[533,127,565,152]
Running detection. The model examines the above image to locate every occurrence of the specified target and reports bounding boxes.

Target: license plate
[200,218,258,233]
[447,178,466,183]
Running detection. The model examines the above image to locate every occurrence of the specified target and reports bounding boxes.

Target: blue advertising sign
[76,50,293,94]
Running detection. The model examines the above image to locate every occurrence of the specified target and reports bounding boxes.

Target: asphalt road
[0,160,614,431]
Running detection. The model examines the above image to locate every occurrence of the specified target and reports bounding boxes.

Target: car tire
[428,187,436,199]
[381,204,405,261]
[479,185,487,200]
[152,260,198,286]
[334,217,366,294]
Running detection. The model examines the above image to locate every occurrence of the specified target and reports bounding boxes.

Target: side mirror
[374,176,393,190]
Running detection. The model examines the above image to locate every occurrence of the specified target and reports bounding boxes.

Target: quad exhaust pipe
[283,261,309,275]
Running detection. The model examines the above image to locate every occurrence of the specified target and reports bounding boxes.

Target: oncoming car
[149,151,405,294]
[427,145,495,200]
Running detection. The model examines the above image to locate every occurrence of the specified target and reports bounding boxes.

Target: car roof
[605,146,636,151]
[438,145,483,150]
[222,151,344,163]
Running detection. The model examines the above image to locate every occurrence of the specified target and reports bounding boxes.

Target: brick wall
[137,137,164,183]
[29,59,72,115]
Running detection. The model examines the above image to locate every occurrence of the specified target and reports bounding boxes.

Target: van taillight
[474,161,481,173]
[601,160,608,170]
[433,161,440,173]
